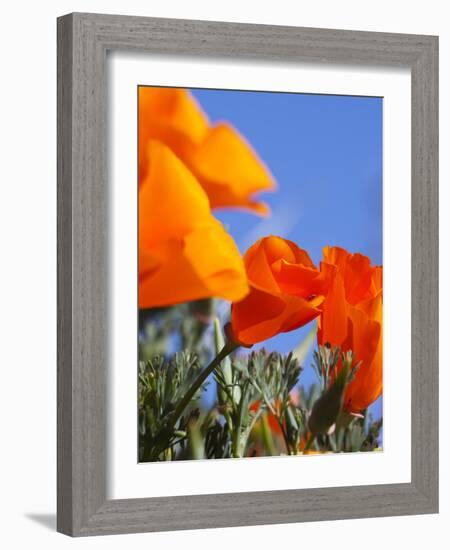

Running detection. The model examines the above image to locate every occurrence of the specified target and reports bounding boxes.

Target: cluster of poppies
[138,87,382,414]
[231,237,382,413]
[139,86,274,308]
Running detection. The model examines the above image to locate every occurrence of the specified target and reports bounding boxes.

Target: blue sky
[191,88,383,421]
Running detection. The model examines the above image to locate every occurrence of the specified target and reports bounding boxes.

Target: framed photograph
[57,13,438,536]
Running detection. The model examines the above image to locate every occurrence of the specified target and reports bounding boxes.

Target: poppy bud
[308,355,352,435]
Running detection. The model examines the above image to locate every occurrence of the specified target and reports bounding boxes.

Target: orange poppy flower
[139,140,249,308]
[317,246,383,412]
[230,236,331,346]
[138,87,275,215]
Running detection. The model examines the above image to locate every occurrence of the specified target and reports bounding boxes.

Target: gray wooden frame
[57,12,439,537]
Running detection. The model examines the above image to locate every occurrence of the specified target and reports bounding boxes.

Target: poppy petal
[139,87,209,183]
[187,123,276,214]
[139,141,249,308]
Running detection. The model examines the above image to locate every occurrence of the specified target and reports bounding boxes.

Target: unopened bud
[308,355,352,435]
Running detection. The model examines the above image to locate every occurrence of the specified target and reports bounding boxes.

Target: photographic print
[138,86,383,462]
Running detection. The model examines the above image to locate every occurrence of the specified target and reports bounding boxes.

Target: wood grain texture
[57,13,74,535]
[57,12,439,537]
[410,34,439,506]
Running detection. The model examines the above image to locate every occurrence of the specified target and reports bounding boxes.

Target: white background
[109,54,411,498]
[0,1,447,549]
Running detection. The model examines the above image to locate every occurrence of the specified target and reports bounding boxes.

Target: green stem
[169,340,239,434]
[278,419,293,455]
[303,433,315,453]
[231,380,249,458]
[261,414,276,456]
[257,390,292,455]
[144,341,239,462]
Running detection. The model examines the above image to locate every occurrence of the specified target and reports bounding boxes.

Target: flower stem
[144,340,239,462]
[277,417,293,455]
[303,433,315,454]
[168,340,239,434]
[261,414,276,456]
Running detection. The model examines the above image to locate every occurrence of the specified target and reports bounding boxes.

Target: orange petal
[139,222,248,308]
[344,253,375,305]
[139,87,275,214]
[183,221,249,302]
[244,239,280,295]
[371,266,383,294]
[358,290,383,323]
[322,246,350,272]
[263,236,299,265]
[139,245,166,280]
[343,304,382,411]
[138,248,212,308]
[318,245,383,411]
[139,140,211,248]
[274,260,335,298]
[139,141,249,308]
[139,87,209,183]
[317,270,348,347]
[232,287,321,345]
[244,236,318,297]
[279,295,324,333]
[231,286,286,344]
[186,123,276,215]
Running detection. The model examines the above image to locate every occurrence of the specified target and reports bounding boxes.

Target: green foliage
[138,307,383,461]
[308,350,355,436]
[239,350,305,454]
[139,299,212,362]
[312,344,341,392]
[138,351,205,461]
[204,412,232,459]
